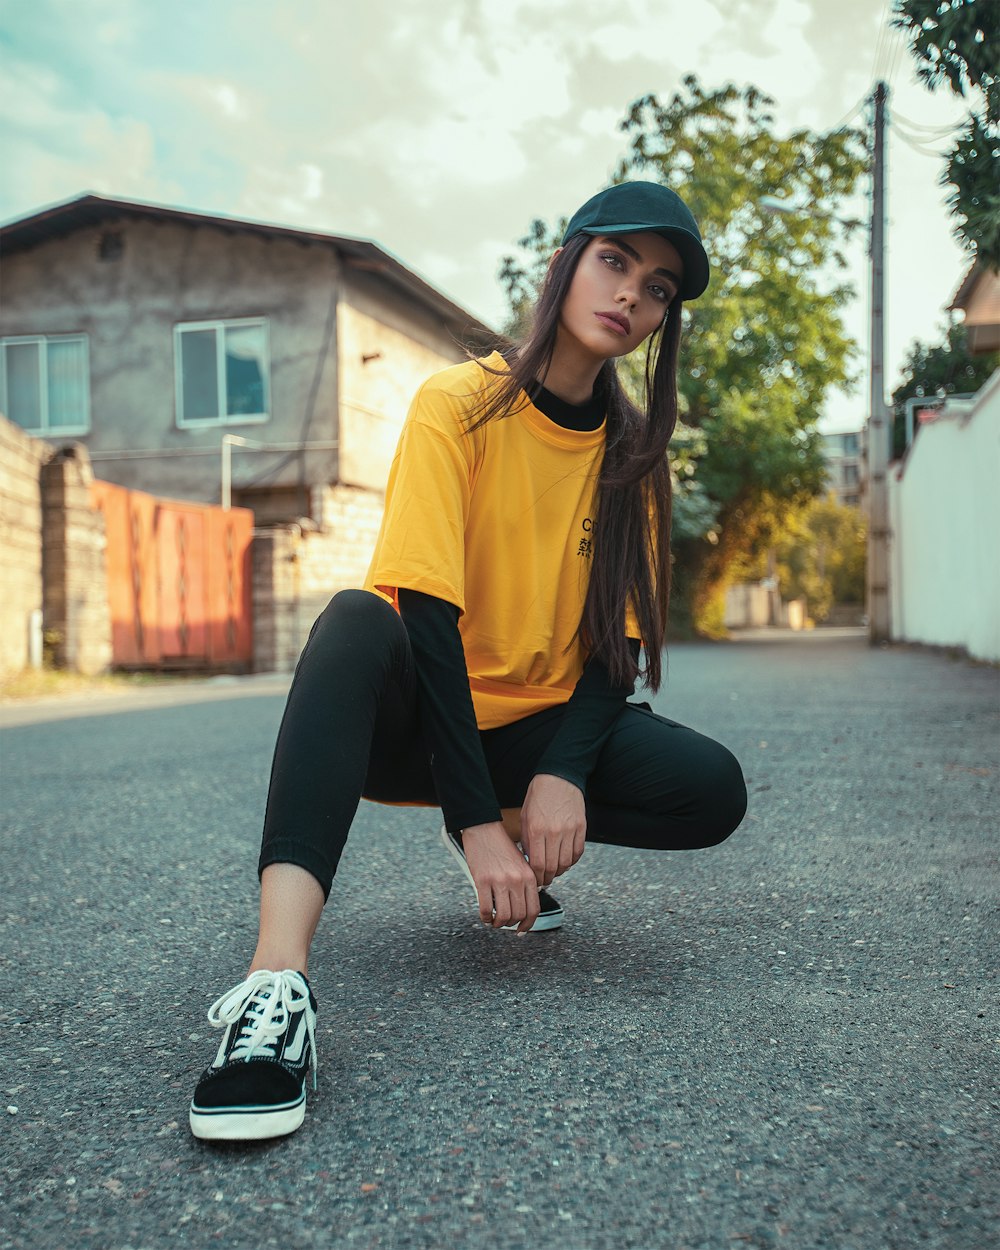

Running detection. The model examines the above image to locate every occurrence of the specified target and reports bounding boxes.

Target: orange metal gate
[92,480,253,669]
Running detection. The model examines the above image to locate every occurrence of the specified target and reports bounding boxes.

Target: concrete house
[0,193,491,519]
[1,194,493,669]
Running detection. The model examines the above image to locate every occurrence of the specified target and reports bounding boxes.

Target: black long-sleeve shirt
[397,380,642,832]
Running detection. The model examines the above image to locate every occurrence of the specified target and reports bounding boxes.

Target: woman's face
[556,231,684,361]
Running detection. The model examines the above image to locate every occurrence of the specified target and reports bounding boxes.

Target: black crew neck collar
[526,380,604,432]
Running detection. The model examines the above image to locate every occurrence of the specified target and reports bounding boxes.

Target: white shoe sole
[189,1093,306,1141]
[439,825,564,931]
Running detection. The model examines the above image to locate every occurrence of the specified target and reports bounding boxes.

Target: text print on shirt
[577,516,595,559]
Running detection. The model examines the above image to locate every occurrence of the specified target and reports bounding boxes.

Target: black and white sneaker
[189,968,317,1141]
[440,825,564,931]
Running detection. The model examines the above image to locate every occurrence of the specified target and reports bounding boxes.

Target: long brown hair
[467,233,682,690]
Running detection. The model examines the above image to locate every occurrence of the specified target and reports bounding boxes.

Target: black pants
[259,590,748,899]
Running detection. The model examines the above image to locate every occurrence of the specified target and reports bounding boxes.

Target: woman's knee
[696,741,748,845]
[321,588,398,628]
[294,590,406,679]
[310,589,403,646]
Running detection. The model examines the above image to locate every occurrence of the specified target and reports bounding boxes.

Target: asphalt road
[2,630,997,1250]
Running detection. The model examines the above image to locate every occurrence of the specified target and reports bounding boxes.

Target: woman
[189,181,748,1142]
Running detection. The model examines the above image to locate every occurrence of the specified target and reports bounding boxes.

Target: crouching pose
[189,181,747,1141]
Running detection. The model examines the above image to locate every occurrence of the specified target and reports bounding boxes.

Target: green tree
[772,494,867,623]
[499,77,868,633]
[892,0,1000,266]
[890,322,999,456]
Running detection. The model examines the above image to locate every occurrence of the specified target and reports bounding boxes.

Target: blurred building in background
[821,430,864,508]
[950,261,1000,356]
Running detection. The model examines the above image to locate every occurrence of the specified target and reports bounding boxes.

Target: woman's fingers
[476,884,495,927]
[558,837,577,878]
[521,776,586,885]
[462,823,548,931]
[516,886,541,935]
[488,883,539,930]
[525,823,585,885]
[491,888,514,929]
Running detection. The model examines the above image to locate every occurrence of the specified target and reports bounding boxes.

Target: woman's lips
[595,311,630,336]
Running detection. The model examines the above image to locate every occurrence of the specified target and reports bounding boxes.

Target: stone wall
[0,418,112,678]
[40,446,112,675]
[252,483,384,672]
[0,417,53,677]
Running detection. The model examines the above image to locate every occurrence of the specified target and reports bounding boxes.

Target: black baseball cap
[561,181,710,300]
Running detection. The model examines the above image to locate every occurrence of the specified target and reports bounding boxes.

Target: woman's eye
[600,252,625,269]
[650,284,672,303]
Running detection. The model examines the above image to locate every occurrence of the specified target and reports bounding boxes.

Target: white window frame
[0,334,91,436]
[174,317,271,428]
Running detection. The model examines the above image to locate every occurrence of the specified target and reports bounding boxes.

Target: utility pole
[866,80,891,643]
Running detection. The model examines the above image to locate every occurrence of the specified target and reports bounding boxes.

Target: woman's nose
[616,283,638,310]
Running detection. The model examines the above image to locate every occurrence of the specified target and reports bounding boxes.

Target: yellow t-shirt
[364,352,616,730]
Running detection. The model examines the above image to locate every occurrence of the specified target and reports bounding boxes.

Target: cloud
[702,0,788,58]
[209,84,247,121]
[0,54,173,213]
[0,0,973,396]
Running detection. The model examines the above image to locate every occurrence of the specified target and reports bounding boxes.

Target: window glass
[5,341,42,430]
[225,322,266,416]
[46,337,87,429]
[181,329,219,421]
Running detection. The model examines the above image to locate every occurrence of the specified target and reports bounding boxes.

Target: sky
[0,0,978,433]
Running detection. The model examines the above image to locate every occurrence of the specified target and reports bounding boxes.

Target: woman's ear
[547,247,563,275]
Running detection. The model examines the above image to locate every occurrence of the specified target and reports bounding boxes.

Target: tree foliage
[772,494,868,622]
[892,0,1000,266]
[890,321,999,456]
[498,77,868,632]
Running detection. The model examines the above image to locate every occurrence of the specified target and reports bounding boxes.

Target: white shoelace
[207,969,317,1088]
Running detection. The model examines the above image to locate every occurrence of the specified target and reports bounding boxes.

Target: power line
[870,0,893,85]
[892,116,951,143]
[892,124,950,158]
[891,109,966,137]
[828,91,869,133]
[886,21,908,89]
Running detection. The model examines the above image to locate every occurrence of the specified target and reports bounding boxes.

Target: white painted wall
[888,370,1000,662]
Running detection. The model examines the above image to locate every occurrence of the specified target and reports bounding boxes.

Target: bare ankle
[249,951,308,978]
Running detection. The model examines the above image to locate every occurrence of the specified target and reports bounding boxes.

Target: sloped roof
[950,260,981,311]
[948,258,1000,313]
[0,192,494,340]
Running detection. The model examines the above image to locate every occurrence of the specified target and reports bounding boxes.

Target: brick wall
[40,446,112,675]
[253,484,384,672]
[252,527,301,674]
[0,417,53,677]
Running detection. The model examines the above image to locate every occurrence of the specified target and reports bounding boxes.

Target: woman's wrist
[462,820,512,842]
[530,770,585,796]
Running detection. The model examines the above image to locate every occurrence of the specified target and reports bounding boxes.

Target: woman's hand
[520,774,587,888]
[461,822,541,934]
